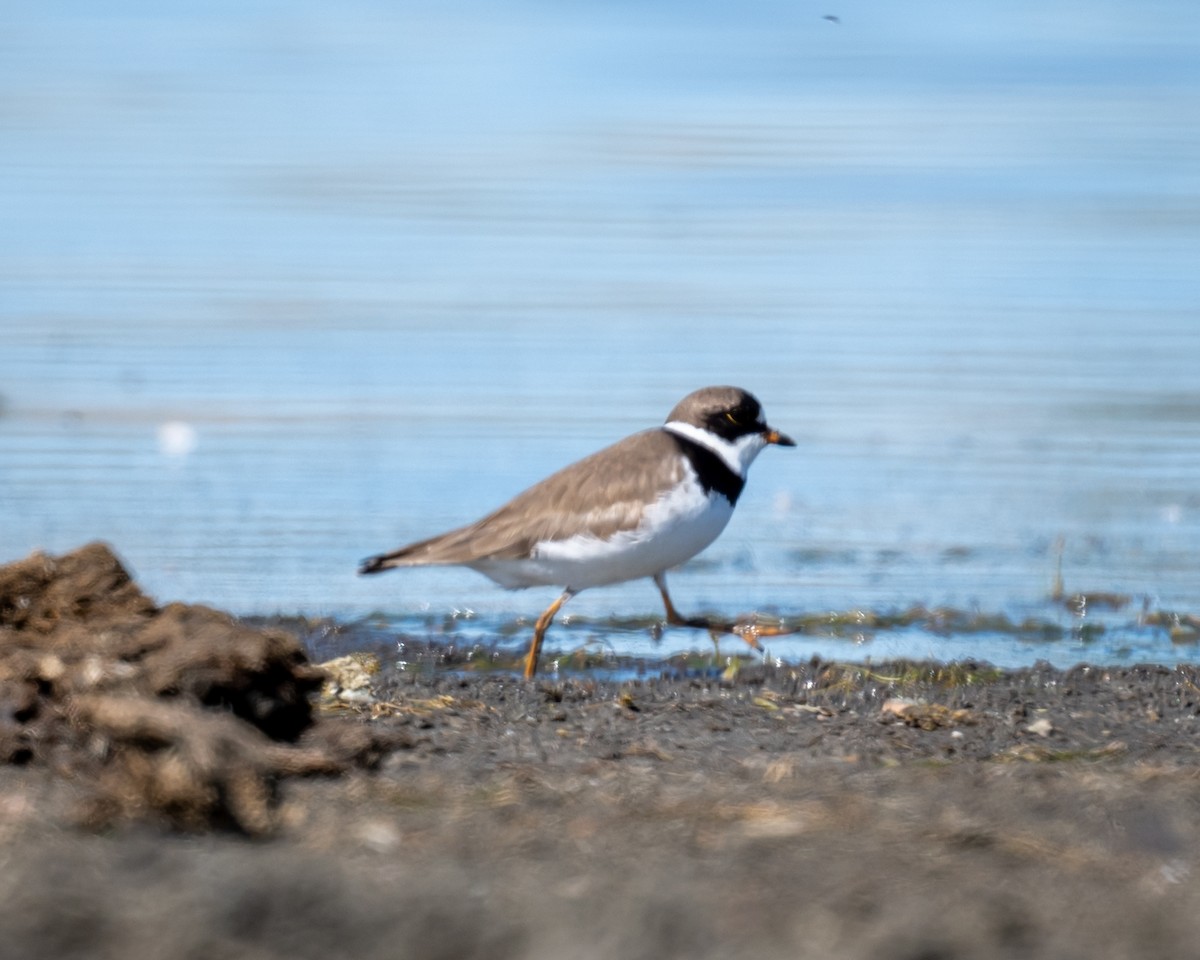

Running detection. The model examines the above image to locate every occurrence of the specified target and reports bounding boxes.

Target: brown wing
[358,429,685,572]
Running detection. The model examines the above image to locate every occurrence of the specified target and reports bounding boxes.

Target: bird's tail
[357,529,470,574]
[358,520,489,574]
[357,549,410,575]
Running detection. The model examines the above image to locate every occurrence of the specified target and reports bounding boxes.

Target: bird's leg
[652,573,760,649]
[524,589,574,680]
[653,573,799,653]
[653,572,696,628]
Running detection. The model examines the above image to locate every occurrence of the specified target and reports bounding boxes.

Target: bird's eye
[724,412,740,426]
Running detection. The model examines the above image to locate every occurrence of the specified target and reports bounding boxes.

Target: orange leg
[653,573,799,652]
[523,589,574,680]
[654,572,688,626]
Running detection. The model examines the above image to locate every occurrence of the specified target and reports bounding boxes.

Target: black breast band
[668,433,744,505]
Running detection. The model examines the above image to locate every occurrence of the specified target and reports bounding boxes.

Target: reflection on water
[2,1,1199,666]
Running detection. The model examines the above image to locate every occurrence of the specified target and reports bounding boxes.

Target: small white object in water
[157,421,198,458]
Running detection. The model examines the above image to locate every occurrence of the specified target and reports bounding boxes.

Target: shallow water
[3,1,1199,667]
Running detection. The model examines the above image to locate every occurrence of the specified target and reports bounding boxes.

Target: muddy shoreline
[3,544,1200,959]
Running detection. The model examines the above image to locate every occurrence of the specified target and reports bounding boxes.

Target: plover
[359,385,795,678]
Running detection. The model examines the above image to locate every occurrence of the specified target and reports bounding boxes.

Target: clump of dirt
[0,543,385,834]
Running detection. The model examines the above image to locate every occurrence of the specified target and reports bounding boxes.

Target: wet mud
[3,544,1200,959]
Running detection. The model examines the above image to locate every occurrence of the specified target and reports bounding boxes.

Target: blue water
[3,1,1199,667]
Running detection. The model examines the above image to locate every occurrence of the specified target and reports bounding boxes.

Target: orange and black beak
[763,426,796,447]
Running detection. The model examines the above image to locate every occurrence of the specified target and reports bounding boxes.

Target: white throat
[664,420,768,477]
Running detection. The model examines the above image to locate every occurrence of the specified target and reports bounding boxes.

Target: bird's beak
[763,426,796,447]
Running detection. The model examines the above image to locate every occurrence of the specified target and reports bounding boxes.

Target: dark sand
[3,544,1200,959]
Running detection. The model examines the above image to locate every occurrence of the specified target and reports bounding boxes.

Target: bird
[359,385,795,678]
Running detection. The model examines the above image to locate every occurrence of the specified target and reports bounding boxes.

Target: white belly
[469,478,733,591]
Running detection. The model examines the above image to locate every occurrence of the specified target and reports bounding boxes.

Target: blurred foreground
[2,543,1200,959]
